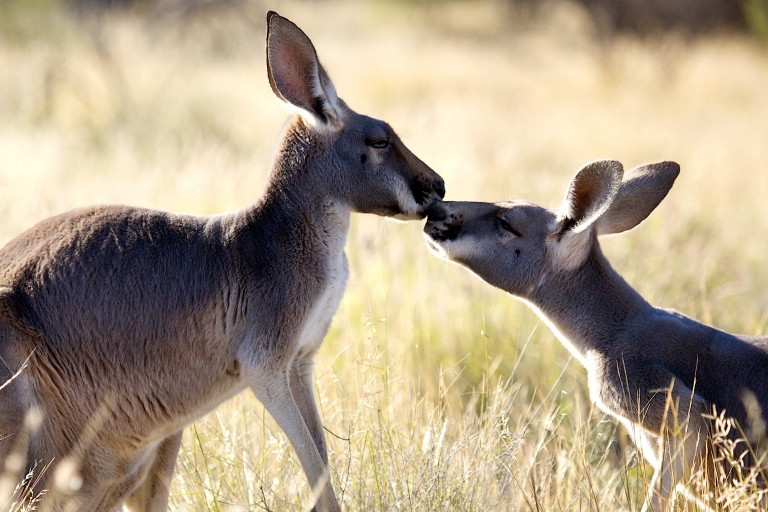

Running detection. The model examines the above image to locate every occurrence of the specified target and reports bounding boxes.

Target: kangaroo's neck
[232,120,350,261]
[528,243,651,364]
[262,120,342,211]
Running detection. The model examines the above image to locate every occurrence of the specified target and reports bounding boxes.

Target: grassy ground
[2,0,768,510]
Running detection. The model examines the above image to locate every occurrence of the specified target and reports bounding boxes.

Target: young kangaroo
[424,160,768,511]
[0,12,444,512]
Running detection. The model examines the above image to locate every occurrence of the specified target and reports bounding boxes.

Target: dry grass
[2,0,768,510]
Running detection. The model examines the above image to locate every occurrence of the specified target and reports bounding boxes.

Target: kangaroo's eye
[370,140,389,149]
[499,218,522,237]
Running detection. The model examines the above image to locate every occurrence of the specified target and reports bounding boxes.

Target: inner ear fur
[596,161,680,236]
[557,160,624,236]
[266,12,339,124]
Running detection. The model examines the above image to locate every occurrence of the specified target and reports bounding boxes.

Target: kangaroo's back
[617,306,768,427]
[0,205,233,351]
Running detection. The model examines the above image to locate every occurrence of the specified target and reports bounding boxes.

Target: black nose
[426,202,449,221]
[432,181,446,199]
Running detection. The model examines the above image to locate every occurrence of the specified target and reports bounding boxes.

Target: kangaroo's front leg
[641,393,710,512]
[591,359,711,512]
[250,365,339,512]
[290,354,329,465]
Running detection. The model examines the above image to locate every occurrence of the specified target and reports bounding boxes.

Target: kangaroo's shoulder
[645,307,768,357]
[618,307,712,340]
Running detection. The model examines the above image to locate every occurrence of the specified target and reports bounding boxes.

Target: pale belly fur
[295,251,349,356]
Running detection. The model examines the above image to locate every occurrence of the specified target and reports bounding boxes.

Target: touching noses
[417,169,445,207]
[424,203,462,242]
[426,201,450,221]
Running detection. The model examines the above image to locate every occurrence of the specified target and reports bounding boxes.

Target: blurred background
[2,0,768,510]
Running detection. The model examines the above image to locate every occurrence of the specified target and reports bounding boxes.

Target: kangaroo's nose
[432,180,446,199]
[426,202,449,221]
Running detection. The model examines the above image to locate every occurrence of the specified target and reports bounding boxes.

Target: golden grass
[2,0,768,510]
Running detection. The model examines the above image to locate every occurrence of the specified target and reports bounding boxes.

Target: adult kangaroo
[0,12,445,512]
[424,160,768,511]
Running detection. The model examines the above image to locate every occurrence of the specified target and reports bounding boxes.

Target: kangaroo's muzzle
[424,202,463,248]
[409,176,446,211]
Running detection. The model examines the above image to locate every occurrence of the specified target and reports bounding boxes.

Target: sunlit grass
[2,0,768,510]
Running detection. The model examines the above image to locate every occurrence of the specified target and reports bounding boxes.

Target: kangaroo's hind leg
[0,353,36,507]
[123,430,183,512]
[1,301,37,503]
[0,290,54,506]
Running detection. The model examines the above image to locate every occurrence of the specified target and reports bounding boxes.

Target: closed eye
[499,218,522,237]
[370,140,389,149]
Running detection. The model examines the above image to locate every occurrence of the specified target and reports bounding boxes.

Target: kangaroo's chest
[294,247,349,356]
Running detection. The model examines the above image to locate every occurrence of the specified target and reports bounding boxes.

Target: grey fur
[424,160,768,511]
[0,11,444,512]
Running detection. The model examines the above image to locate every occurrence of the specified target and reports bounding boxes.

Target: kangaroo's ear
[266,12,341,127]
[596,161,680,236]
[555,160,624,236]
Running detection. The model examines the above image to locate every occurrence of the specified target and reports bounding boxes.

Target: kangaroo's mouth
[423,213,461,260]
[423,231,449,259]
[423,219,461,243]
[391,196,442,222]
[423,201,462,255]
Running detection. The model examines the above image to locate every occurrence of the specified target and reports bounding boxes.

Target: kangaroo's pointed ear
[555,160,624,236]
[266,12,341,127]
[547,160,623,269]
[596,161,680,236]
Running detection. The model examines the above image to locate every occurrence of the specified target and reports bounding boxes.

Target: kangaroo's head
[265,12,445,220]
[423,160,679,297]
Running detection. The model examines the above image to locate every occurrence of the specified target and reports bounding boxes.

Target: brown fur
[0,12,444,512]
